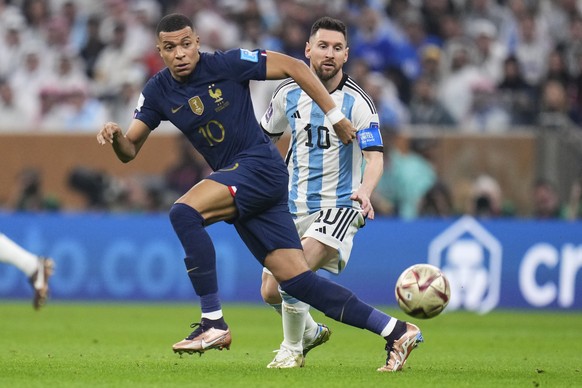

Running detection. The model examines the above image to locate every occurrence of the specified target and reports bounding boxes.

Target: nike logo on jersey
[220,163,239,171]
[171,105,183,114]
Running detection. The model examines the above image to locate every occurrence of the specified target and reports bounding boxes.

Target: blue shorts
[208,155,302,264]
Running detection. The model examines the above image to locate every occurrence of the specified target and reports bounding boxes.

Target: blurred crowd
[4,0,582,132]
[2,0,582,219]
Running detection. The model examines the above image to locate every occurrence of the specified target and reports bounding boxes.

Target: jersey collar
[330,73,349,94]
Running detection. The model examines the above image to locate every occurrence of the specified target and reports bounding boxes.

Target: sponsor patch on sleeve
[357,122,383,149]
[265,102,273,123]
[240,49,258,62]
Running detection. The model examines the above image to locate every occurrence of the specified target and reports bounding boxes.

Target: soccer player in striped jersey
[260,17,421,370]
[97,13,420,372]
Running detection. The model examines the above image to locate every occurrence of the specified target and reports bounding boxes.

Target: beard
[314,62,340,81]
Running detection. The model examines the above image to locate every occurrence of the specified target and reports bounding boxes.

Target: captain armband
[356,122,383,149]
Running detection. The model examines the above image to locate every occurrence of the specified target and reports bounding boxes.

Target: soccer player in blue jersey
[97,13,421,372]
[259,16,419,369]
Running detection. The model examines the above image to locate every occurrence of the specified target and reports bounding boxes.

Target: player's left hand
[351,190,375,220]
[97,122,122,145]
[333,118,357,145]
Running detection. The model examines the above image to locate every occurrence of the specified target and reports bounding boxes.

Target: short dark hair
[310,16,347,42]
[156,13,193,35]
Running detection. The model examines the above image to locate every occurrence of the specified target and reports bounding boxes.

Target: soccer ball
[395,264,450,319]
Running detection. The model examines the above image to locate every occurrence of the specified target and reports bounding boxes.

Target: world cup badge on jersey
[188,96,204,115]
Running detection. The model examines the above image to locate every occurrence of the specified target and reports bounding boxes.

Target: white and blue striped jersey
[260,73,383,217]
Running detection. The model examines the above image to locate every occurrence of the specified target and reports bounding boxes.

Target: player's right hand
[333,118,357,145]
[97,122,122,145]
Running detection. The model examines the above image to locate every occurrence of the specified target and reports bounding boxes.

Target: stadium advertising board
[0,213,580,311]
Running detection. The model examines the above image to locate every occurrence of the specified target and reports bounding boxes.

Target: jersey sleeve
[212,49,268,82]
[260,84,289,140]
[133,77,165,130]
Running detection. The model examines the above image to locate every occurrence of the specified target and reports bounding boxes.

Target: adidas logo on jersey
[315,226,327,234]
[291,110,301,119]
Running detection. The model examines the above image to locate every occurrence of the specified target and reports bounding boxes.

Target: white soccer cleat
[172,320,231,355]
[302,323,331,357]
[378,322,423,372]
[267,345,305,368]
[29,257,55,310]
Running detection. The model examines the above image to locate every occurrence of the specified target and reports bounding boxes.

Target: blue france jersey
[134,49,278,171]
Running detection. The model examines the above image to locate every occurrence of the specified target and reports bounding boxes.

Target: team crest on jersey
[209,84,230,112]
[188,96,204,115]
[209,85,223,103]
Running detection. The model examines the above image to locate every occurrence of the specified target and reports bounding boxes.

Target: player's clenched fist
[97,122,122,145]
[332,118,357,145]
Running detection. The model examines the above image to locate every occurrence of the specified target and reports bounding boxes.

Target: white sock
[380,317,398,337]
[0,234,38,277]
[269,303,282,316]
[302,310,319,341]
[281,291,310,353]
[201,310,223,320]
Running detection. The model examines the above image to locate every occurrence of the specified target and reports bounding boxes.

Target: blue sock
[169,203,220,313]
[279,270,391,335]
[366,308,392,336]
[200,293,221,314]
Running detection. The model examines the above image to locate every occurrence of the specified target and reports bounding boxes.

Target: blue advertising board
[0,213,580,311]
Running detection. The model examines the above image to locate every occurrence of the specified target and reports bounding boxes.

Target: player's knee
[260,276,281,304]
[169,203,204,230]
[261,285,280,304]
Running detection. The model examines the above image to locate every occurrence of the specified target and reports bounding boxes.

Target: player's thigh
[175,179,237,224]
[297,208,364,274]
[301,237,338,270]
[264,248,309,283]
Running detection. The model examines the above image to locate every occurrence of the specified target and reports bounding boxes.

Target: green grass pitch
[1,302,580,387]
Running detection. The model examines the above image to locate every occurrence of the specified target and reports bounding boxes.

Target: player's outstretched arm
[264,50,356,145]
[97,119,151,163]
[350,150,383,220]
